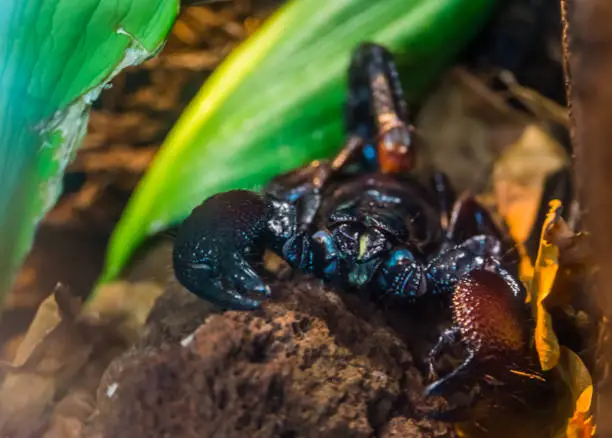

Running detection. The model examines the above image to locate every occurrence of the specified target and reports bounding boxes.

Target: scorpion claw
[176,255,270,310]
[174,262,265,310]
[214,289,264,311]
[173,190,279,310]
[226,253,271,298]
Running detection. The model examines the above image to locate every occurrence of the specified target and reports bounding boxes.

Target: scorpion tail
[347,43,415,175]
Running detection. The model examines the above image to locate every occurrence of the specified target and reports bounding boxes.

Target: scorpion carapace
[173,42,537,416]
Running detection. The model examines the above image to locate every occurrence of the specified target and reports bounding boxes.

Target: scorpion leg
[427,326,461,380]
[425,349,476,397]
[443,195,508,249]
[425,195,520,295]
[281,227,343,282]
[448,195,520,268]
[173,190,296,310]
[424,352,483,423]
[425,235,502,296]
[265,160,334,229]
[265,135,366,229]
[310,230,342,281]
[431,171,456,230]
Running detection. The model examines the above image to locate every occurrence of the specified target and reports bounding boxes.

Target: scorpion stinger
[351,42,415,175]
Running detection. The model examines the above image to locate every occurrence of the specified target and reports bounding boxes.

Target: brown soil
[85,276,456,438]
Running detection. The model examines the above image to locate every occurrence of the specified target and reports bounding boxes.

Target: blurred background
[0,0,282,359]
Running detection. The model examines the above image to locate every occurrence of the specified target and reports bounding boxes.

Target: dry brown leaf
[416,68,530,194]
[0,286,93,437]
[498,70,570,127]
[84,281,164,343]
[43,389,95,438]
[0,281,163,437]
[10,284,67,367]
[544,223,594,310]
[493,125,568,244]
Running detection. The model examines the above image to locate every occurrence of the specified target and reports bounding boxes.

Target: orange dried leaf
[517,241,535,300]
[529,199,562,371]
[566,411,596,438]
[556,347,595,438]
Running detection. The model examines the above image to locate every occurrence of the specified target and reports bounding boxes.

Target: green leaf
[100,0,497,284]
[0,0,179,307]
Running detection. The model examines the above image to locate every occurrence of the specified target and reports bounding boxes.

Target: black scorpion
[173,43,545,414]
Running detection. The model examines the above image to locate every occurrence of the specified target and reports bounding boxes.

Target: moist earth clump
[85,275,456,437]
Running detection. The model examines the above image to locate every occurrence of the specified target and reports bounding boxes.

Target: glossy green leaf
[0,0,179,307]
[100,0,497,283]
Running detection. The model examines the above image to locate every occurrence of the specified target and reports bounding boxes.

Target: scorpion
[173,42,546,416]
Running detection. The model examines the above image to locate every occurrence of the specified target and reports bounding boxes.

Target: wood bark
[561,1,612,435]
